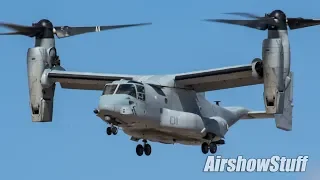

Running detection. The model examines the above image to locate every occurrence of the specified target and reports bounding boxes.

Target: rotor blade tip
[202,19,219,22]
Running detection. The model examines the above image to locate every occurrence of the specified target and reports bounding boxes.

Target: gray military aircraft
[1,9,320,156]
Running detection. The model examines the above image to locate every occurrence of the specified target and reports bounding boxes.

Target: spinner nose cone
[37,19,53,28]
[269,10,287,21]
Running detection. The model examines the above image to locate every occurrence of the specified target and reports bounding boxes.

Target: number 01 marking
[170,116,178,125]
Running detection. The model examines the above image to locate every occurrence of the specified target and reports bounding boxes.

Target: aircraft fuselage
[96,79,247,145]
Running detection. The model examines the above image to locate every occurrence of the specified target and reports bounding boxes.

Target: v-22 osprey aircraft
[2,9,320,156]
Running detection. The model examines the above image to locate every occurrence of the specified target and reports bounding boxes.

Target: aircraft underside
[96,108,224,156]
[123,127,206,145]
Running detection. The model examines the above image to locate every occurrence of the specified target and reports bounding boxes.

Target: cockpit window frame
[115,83,137,98]
[102,82,146,101]
[136,84,146,101]
[102,84,118,95]
[128,80,143,85]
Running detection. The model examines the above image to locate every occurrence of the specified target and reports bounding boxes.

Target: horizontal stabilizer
[241,111,274,119]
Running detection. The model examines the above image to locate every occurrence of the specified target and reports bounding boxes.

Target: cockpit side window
[136,85,145,101]
[115,84,137,98]
[102,84,118,95]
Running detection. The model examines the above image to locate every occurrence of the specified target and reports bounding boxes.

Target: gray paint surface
[1,15,300,151]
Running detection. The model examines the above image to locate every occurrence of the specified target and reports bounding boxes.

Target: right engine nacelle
[261,38,288,114]
[251,38,291,114]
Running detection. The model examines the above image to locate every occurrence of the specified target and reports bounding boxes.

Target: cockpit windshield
[102,83,145,100]
[115,84,136,97]
[102,84,117,95]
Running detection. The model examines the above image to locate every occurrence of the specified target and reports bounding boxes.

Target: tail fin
[240,72,293,131]
[275,72,293,131]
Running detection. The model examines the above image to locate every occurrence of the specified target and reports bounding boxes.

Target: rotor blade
[54,23,152,38]
[0,32,25,35]
[287,18,320,30]
[223,12,262,19]
[0,22,41,33]
[0,22,43,37]
[204,19,272,30]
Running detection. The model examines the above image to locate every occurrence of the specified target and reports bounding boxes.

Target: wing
[174,64,263,92]
[47,70,137,90]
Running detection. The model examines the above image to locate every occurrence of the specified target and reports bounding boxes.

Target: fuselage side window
[102,84,118,95]
[136,85,145,101]
[115,84,137,98]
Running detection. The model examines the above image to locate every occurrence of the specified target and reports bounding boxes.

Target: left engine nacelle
[27,47,56,122]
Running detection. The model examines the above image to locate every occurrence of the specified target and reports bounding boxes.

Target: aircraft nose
[99,104,115,112]
[98,94,130,113]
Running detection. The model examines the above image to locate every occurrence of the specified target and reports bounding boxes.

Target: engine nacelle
[262,38,289,114]
[27,47,56,122]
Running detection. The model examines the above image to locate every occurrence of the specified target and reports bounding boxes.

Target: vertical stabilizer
[275,72,293,131]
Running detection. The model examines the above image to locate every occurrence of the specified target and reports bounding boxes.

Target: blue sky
[0,0,319,179]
